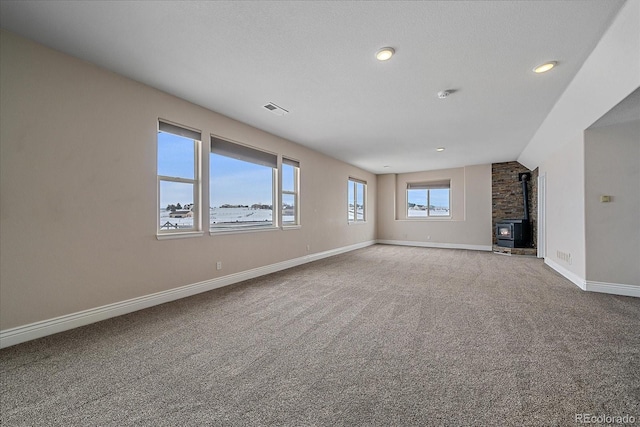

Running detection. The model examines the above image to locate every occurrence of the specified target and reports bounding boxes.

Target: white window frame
[348,178,367,223]
[406,180,451,219]
[157,120,202,239]
[281,157,300,228]
[210,136,278,233]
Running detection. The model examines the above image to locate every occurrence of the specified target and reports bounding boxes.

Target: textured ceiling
[0,1,626,173]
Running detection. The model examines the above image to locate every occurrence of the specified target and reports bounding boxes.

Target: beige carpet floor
[1,244,639,426]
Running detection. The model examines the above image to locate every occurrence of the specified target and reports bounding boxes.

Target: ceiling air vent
[263,102,289,116]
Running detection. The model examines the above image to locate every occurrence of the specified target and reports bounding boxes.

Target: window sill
[400,217,453,221]
[210,225,279,236]
[282,224,301,230]
[348,221,367,225]
[156,231,205,240]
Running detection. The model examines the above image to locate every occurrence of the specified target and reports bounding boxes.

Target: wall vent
[557,250,572,264]
[263,102,289,116]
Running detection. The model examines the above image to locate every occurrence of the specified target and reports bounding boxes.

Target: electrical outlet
[427,235,431,240]
[216,261,222,270]
[306,245,310,252]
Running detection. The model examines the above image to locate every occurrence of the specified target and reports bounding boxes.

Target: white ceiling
[0,0,626,174]
[589,87,640,129]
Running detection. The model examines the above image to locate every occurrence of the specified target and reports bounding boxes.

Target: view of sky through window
[158,131,275,209]
[209,154,273,207]
[407,188,449,208]
[158,131,195,209]
[282,163,294,192]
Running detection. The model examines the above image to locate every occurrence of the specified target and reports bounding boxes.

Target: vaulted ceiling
[0,1,626,173]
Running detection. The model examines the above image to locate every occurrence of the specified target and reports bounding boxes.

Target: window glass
[282,163,295,192]
[429,188,450,216]
[282,193,296,223]
[407,181,450,218]
[281,159,300,226]
[210,139,276,230]
[157,122,200,234]
[158,135,195,179]
[348,179,366,222]
[407,189,428,217]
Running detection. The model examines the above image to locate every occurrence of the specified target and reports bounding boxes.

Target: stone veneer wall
[492,161,538,248]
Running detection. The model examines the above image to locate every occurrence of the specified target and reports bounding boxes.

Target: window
[157,121,201,234]
[407,181,451,217]
[348,178,366,222]
[281,158,300,226]
[210,137,277,231]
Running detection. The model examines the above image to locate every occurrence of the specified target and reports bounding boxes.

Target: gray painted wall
[585,120,640,285]
[376,165,493,249]
[0,31,376,330]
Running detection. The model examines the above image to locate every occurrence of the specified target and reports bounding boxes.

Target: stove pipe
[519,172,530,221]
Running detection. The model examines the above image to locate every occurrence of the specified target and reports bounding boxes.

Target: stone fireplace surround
[492,161,538,255]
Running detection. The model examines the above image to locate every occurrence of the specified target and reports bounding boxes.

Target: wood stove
[496,219,530,248]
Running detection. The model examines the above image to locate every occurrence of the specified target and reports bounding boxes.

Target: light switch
[600,195,611,203]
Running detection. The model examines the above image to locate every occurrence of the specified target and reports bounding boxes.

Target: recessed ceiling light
[533,61,557,73]
[376,47,395,61]
[436,147,445,152]
[383,165,390,169]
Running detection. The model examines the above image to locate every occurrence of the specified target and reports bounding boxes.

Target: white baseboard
[585,281,640,298]
[544,258,586,290]
[0,240,376,349]
[376,239,493,252]
[544,258,639,298]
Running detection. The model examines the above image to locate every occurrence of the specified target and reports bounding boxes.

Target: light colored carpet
[1,245,639,426]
